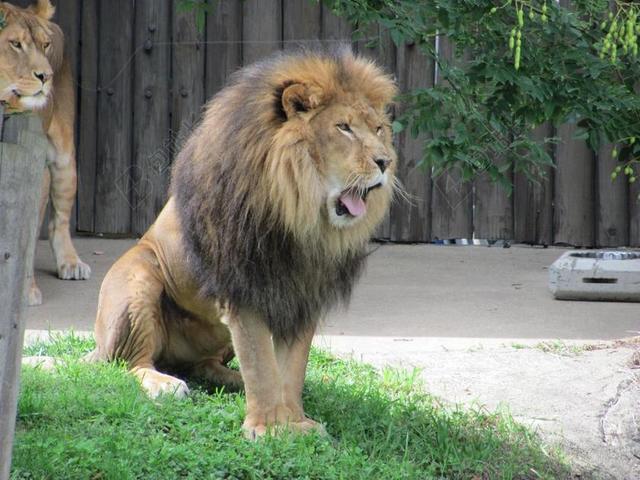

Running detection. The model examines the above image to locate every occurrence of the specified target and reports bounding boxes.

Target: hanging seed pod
[612,147,618,158]
[611,171,618,180]
[518,8,524,28]
[514,46,521,70]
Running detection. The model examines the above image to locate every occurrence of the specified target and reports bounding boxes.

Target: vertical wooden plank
[474,164,513,240]
[242,0,282,65]
[131,0,171,236]
[205,0,242,98]
[630,181,640,247]
[596,142,628,246]
[94,0,134,234]
[513,124,554,245]
[552,0,595,247]
[628,82,640,247]
[172,0,205,142]
[283,0,320,50]
[53,1,80,73]
[389,42,432,242]
[77,0,98,233]
[430,37,473,240]
[553,123,595,246]
[321,4,353,48]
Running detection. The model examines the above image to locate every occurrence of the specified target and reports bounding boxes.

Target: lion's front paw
[136,368,190,399]
[28,284,43,306]
[57,258,91,280]
[242,405,326,440]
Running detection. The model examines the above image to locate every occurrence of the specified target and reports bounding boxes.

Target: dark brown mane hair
[171,47,396,340]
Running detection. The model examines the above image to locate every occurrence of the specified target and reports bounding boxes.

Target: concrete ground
[26,239,640,478]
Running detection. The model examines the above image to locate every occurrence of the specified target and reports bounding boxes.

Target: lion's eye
[376,126,384,136]
[43,42,51,50]
[336,123,352,133]
[10,40,22,50]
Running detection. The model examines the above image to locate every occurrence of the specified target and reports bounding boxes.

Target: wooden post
[0,110,48,480]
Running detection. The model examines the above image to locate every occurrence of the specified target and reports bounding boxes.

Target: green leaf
[391,120,405,133]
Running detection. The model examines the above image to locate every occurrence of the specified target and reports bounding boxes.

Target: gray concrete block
[549,251,640,301]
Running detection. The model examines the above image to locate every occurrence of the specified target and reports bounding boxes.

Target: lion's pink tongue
[339,192,366,217]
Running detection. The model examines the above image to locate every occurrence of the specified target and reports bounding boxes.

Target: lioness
[88,48,397,438]
[0,0,90,306]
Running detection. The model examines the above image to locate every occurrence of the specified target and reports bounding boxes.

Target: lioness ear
[30,0,55,21]
[280,83,321,120]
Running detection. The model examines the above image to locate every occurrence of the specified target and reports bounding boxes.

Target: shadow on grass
[14,334,570,480]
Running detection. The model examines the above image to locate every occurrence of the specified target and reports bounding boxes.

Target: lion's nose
[374,158,391,173]
[33,71,50,84]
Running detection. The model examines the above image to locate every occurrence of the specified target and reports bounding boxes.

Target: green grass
[13,334,570,479]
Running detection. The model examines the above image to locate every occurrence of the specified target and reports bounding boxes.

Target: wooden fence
[19,0,639,247]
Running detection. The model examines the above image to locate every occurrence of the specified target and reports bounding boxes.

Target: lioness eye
[376,126,384,136]
[10,40,22,49]
[43,42,51,50]
[336,123,352,133]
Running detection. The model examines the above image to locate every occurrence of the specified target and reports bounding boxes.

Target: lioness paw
[28,284,43,306]
[136,368,190,399]
[57,258,91,280]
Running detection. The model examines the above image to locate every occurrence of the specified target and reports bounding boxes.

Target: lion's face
[0,1,57,110]
[309,100,396,229]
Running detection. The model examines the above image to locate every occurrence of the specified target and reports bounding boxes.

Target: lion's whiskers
[391,177,416,207]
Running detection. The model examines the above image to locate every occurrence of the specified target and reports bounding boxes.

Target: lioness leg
[27,168,51,306]
[46,116,90,280]
[226,310,321,439]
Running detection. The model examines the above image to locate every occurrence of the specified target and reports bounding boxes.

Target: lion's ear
[280,83,322,120]
[30,0,55,21]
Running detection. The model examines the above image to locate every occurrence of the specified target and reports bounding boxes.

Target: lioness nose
[374,158,391,173]
[33,71,50,84]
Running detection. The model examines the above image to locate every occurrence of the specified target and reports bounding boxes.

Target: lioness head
[0,0,61,110]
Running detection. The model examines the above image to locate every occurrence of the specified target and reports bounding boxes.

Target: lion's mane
[171,48,397,340]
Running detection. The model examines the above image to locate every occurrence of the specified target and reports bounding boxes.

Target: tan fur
[0,0,90,306]
[90,50,397,438]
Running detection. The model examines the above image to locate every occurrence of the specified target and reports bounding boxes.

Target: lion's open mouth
[335,183,382,217]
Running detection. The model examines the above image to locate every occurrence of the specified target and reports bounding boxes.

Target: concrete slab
[26,239,640,340]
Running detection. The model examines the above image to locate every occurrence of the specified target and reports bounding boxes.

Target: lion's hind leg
[94,248,188,399]
[191,356,244,392]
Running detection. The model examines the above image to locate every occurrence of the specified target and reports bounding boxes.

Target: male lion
[88,48,397,438]
[0,0,90,306]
